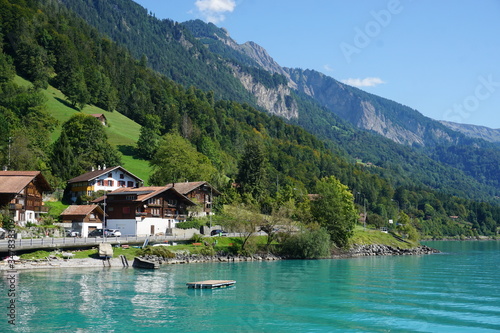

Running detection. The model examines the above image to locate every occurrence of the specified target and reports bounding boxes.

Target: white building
[67,166,143,202]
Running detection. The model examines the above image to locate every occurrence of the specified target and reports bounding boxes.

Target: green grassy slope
[15,76,152,183]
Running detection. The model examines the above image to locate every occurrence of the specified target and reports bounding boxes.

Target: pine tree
[236,140,269,201]
[137,114,162,159]
[51,131,78,181]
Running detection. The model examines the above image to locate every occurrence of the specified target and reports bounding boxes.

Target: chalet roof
[60,204,104,217]
[166,181,221,195]
[90,113,106,118]
[68,166,143,183]
[93,186,196,205]
[0,171,52,194]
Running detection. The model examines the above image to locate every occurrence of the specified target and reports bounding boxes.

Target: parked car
[105,229,121,237]
[210,229,228,236]
[88,229,103,237]
[66,230,80,237]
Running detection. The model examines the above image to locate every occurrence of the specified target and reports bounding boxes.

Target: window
[149,198,161,205]
[108,173,112,177]
[120,174,124,179]
[122,207,130,214]
[126,195,136,200]
[107,180,114,186]
[118,181,125,187]
[127,181,134,187]
[168,199,177,206]
[97,180,103,186]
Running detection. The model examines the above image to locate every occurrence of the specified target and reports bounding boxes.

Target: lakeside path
[0,244,439,271]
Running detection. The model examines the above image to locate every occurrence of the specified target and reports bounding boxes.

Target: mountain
[51,0,500,202]
[2,0,500,237]
[440,121,500,144]
[180,19,500,194]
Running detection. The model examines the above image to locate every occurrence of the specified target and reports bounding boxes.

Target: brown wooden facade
[96,187,195,221]
[0,171,51,224]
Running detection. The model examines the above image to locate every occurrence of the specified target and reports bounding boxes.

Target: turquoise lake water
[2,241,500,332]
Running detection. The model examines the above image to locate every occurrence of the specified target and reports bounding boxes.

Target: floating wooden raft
[186,280,236,289]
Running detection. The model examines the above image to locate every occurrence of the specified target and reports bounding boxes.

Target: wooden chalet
[90,113,107,126]
[60,204,105,237]
[165,181,220,216]
[67,165,143,202]
[0,171,52,225]
[93,186,197,236]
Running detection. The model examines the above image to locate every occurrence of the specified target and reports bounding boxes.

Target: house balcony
[9,203,23,210]
[33,206,49,213]
[148,203,162,207]
[135,212,148,217]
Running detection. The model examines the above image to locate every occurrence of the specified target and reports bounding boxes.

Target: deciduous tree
[312,176,358,248]
[149,132,217,185]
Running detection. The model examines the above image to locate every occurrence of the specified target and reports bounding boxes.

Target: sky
[133,0,500,129]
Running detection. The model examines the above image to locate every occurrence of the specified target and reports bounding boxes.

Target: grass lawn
[44,201,70,218]
[351,225,418,249]
[14,76,152,184]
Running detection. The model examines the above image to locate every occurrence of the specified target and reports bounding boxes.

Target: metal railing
[0,234,189,252]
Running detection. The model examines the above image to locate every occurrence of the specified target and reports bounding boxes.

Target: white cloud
[195,0,236,23]
[323,64,334,72]
[341,77,386,87]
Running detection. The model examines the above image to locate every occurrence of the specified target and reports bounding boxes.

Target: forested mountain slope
[182,15,500,197]
[1,0,499,237]
[52,0,500,202]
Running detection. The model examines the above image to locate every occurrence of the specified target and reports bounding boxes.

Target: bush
[198,246,216,256]
[281,228,331,259]
[176,220,204,230]
[138,246,175,258]
[190,233,204,243]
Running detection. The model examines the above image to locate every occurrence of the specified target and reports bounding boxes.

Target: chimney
[91,166,95,172]
[98,165,101,170]
[2,165,7,171]
[103,164,106,170]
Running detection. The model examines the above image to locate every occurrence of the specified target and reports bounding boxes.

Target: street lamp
[103,194,107,240]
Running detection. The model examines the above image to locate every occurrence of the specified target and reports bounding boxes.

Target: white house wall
[92,169,141,192]
[82,222,102,237]
[107,217,177,236]
[136,217,175,236]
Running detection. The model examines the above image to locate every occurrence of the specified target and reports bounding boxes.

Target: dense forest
[57,0,500,204]
[0,0,499,242]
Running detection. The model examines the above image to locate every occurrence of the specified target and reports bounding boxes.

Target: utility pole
[8,137,12,169]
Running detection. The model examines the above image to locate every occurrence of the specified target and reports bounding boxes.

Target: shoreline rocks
[1,244,440,271]
[344,244,440,257]
[138,244,440,266]
[138,252,285,266]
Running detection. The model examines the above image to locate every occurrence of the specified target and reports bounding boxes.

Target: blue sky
[133,0,500,129]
